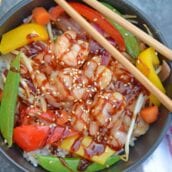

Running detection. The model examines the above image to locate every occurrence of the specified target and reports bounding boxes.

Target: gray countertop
[0,0,172,172]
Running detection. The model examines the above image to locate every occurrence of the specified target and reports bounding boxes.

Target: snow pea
[37,155,120,172]
[0,53,20,146]
[37,155,80,172]
[85,155,120,172]
[101,2,140,58]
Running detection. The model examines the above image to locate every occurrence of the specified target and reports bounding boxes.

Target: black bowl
[0,0,171,172]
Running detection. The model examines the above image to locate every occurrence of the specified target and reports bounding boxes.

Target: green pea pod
[101,2,140,58]
[85,155,120,172]
[37,155,120,172]
[37,155,80,172]
[0,53,20,146]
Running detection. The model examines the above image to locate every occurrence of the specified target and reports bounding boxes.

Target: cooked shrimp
[71,102,91,132]
[54,30,89,68]
[133,115,149,137]
[84,56,112,90]
[41,68,96,105]
[90,91,126,125]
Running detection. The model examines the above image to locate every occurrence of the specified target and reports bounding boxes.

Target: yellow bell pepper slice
[60,136,115,165]
[136,47,165,105]
[0,23,48,54]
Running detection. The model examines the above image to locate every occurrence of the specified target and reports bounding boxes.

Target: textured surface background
[0,0,172,172]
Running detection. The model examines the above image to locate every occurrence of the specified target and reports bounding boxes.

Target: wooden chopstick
[54,0,172,112]
[83,0,172,61]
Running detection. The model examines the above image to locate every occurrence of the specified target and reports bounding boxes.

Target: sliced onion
[89,40,111,66]
[101,51,111,66]
[91,23,106,36]
[55,15,84,33]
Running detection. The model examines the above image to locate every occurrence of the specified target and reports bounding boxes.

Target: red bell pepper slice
[49,2,125,51]
[13,125,49,152]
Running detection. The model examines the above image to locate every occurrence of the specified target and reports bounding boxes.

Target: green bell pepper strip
[37,155,120,172]
[85,155,120,172]
[101,2,140,58]
[0,53,20,146]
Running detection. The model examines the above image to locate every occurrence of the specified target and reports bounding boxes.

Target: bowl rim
[0,0,171,172]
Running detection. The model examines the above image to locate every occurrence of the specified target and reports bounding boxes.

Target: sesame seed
[41,60,45,64]
[49,124,56,128]
[93,18,98,21]
[68,87,72,90]
[36,70,40,74]
[67,26,71,30]
[60,61,65,65]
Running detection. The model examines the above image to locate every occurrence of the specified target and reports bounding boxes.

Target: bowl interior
[0,0,171,172]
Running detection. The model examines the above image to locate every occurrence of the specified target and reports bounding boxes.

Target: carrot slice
[140,106,159,124]
[32,7,50,25]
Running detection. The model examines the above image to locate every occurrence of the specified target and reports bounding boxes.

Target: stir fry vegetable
[49,2,125,51]
[32,7,50,25]
[0,54,20,146]
[136,47,165,105]
[140,106,159,124]
[37,155,120,172]
[0,23,48,54]
[60,135,114,165]
[13,124,79,151]
[13,125,49,151]
[101,2,140,58]
[37,156,80,172]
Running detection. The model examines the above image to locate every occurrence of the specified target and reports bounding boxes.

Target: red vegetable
[13,125,49,151]
[49,2,125,51]
[32,7,50,25]
[49,6,65,20]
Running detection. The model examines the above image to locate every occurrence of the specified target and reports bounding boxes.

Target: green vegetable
[86,155,120,172]
[101,2,140,58]
[37,155,120,172]
[0,53,20,146]
[37,155,80,172]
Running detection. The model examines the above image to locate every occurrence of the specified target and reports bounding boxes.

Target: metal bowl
[0,0,171,171]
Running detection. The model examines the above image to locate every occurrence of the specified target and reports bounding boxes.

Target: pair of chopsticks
[54,0,172,112]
